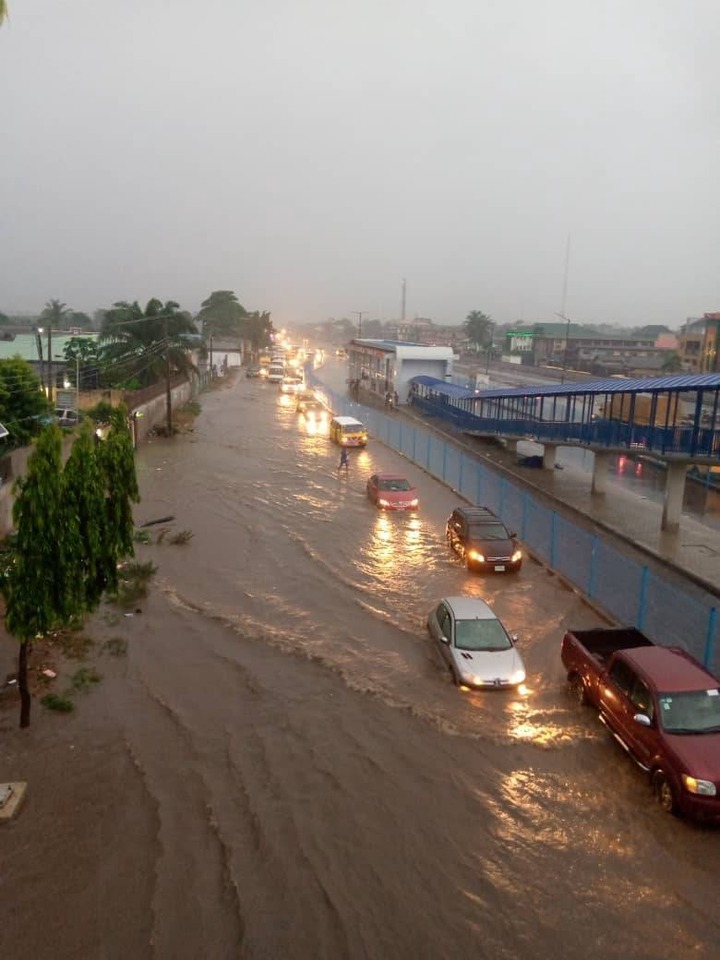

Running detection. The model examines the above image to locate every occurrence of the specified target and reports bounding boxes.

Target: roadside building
[346,339,455,404]
[678,314,720,373]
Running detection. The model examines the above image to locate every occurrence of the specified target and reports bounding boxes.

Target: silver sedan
[427,596,526,689]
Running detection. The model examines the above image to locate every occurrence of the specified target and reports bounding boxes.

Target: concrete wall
[0,378,193,537]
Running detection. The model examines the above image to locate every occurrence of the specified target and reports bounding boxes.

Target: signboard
[56,390,76,410]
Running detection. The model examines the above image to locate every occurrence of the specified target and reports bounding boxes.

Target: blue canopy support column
[662,462,688,531]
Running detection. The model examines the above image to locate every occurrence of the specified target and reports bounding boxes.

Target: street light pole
[485,322,495,374]
[555,312,572,385]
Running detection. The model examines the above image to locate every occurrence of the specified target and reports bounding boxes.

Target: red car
[366,473,419,511]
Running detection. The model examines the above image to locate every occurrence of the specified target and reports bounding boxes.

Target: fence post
[637,566,650,630]
[442,442,448,483]
[550,512,557,568]
[704,607,717,670]
[589,536,598,598]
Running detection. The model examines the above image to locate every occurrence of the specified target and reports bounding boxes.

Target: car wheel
[652,771,679,816]
[449,664,460,686]
[569,675,588,706]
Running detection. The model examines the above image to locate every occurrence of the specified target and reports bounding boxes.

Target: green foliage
[96,407,140,592]
[133,529,151,544]
[99,298,197,388]
[464,311,493,350]
[40,693,74,713]
[62,428,109,608]
[40,299,70,328]
[70,667,102,693]
[84,399,114,423]
[198,290,247,339]
[0,310,10,325]
[5,426,74,640]
[113,559,156,607]
[661,352,683,373]
[0,356,51,447]
[168,529,193,545]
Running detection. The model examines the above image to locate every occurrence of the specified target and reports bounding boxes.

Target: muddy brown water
[1,374,719,959]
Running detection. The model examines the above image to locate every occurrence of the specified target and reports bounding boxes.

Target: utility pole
[164,315,172,435]
[557,233,571,385]
[352,312,365,338]
[47,326,53,402]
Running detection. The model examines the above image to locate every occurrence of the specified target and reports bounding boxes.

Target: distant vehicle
[280,376,304,395]
[329,416,367,447]
[267,363,285,383]
[427,596,525,690]
[336,347,347,359]
[55,408,80,429]
[562,626,720,819]
[366,474,418,510]
[446,506,522,573]
[299,401,328,427]
[295,391,319,413]
[245,364,262,378]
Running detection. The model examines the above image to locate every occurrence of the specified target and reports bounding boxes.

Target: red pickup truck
[561,626,720,819]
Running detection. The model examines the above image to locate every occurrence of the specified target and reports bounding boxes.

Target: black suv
[445,506,522,573]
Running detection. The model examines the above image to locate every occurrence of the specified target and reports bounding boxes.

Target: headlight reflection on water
[364,513,426,584]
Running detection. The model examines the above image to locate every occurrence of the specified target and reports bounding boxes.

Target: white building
[347,339,455,404]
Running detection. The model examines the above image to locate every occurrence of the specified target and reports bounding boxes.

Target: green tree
[464,310,493,352]
[4,427,72,727]
[240,310,274,350]
[197,290,247,339]
[96,407,140,589]
[67,311,93,331]
[63,336,102,389]
[0,357,51,447]
[0,311,10,325]
[99,298,197,387]
[62,428,109,609]
[40,298,71,330]
[661,352,683,373]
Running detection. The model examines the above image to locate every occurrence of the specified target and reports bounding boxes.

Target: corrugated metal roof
[469,372,720,401]
[410,375,476,399]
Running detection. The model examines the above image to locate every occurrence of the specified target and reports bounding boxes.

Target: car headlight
[511,550,522,562]
[409,498,419,507]
[378,498,390,507]
[467,550,485,562]
[682,775,717,796]
[509,669,526,685]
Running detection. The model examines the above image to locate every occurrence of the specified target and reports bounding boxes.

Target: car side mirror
[633,713,652,727]
[509,532,517,539]
[511,633,519,642]
[440,635,450,645]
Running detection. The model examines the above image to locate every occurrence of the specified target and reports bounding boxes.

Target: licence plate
[494,565,506,572]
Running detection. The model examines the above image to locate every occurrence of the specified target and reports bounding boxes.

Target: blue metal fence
[312,377,720,674]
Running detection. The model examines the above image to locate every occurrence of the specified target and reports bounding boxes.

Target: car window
[378,479,411,491]
[454,618,512,651]
[629,678,654,719]
[609,659,635,696]
[658,689,720,733]
[436,604,451,638]
[468,523,508,541]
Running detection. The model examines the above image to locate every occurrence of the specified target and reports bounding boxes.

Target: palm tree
[40,298,70,329]
[464,310,493,352]
[99,298,197,388]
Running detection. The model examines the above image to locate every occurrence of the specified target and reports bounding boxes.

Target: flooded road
[3,373,720,959]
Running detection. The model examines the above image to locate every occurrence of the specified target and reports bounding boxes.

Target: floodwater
[3,372,720,959]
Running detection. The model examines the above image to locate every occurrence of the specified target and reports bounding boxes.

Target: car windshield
[658,689,720,733]
[454,618,512,651]
[468,523,509,541]
[378,478,412,491]
[343,424,362,433]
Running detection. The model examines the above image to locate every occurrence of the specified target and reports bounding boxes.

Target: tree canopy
[99,298,197,388]
[0,357,51,447]
[197,290,274,349]
[464,311,493,351]
[40,299,71,329]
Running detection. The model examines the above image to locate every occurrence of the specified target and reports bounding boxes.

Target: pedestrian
[338,447,349,474]
[384,391,391,411]
[393,390,399,407]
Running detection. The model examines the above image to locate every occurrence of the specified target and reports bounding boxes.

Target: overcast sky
[1,1,718,329]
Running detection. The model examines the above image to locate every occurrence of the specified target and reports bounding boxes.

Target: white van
[267,362,285,383]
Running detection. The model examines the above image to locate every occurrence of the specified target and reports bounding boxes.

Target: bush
[41,693,74,713]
